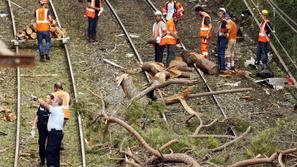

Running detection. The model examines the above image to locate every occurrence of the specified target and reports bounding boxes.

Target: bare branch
[209,126,252,152]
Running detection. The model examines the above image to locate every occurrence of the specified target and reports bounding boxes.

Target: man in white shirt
[152,11,167,63]
[32,95,64,167]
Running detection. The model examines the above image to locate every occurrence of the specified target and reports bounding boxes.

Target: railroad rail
[144,0,237,136]
[7,1,21,167]
[7,0,86,166]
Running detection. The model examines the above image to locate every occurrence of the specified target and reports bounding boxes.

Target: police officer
[32,95,64,167]
[31,94,54,166]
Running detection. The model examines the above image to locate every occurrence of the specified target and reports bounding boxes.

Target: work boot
[40,56,45,62]
[87,34,93,43]
[93,36,98,42]
[45,54,50,61]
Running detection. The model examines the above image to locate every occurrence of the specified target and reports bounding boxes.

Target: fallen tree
[98,92,201,167]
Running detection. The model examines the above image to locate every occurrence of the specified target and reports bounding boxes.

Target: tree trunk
[181,51,218,74]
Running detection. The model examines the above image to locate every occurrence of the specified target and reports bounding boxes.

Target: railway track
[7,0,86,166]
[143,0,237,135]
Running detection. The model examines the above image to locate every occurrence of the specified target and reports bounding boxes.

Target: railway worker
[32,95,64,167]
[152,11,167,63]
[160,13,178,67]
[255,9,273,67]
[52,82,71,127]
[217,8,229,73]
[31,94,54,167]
[162,0,184,22]
[85,0,103,42]
[195,5,212,59]
[225,15,237,70]
[34,0,52,62]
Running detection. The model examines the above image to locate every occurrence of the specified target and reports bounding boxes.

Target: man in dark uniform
[31,94,54,166]
[85,0,103,42]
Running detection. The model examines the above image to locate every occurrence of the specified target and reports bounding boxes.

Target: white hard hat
[219,8,226,13]
[155,11,162,16]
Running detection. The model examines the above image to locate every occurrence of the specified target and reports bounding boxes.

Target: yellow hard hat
[262,9,269,16]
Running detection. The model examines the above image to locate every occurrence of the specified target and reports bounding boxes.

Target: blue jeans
[218,36,228,71]
[256,42,268,65]
[166,44,176,67]
[37,31,51,57]
[88,16,99,36]
[154,44,165,63]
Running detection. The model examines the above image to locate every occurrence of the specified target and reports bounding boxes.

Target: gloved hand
[31,129,35,138]
[98,8,103,16]
[156,37,161,44]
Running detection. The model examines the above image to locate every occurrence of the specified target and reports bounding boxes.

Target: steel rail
[143,0,236,136]
[104,0,151,83]
[268,0,297,28]
[243,0,297,85]
[7,0,21,166]
[48,0,86,166]
[265,0,297,34]
[250,0,297,72]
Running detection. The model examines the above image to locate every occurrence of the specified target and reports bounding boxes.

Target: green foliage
[125,100,145,125]
[144,127,172,148]
[207,137,221,149]
[251,128,279,155]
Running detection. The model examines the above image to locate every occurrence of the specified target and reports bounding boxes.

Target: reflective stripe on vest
[258,19,270,42]
[85,0,96,18]
[200,14,210,37]
[36,8,50,31]
[152,22,163,39]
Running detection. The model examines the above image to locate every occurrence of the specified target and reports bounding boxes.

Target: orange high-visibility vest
[152,21,166,45]
[200,13,211,38]
[85,0,96,18]
[258,19,270,42]
[53,90,71,119]
[162,1,184,16]
[227,19,237,40]
[160,19,177,45]
[36,8,50,32]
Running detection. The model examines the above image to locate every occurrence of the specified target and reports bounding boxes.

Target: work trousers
[88,16,99,37]
[37,125,48,165]
[154,44,165,63]
[256,42,269,65]
[37,31,51,58]
[218,36,228,71]
[46,130,63,167]
[200,37,209,59]
[166,44,176,67]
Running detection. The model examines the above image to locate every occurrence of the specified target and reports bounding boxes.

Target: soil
[0,0,296,166]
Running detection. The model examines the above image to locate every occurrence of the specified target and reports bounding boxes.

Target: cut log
[30,32,37,39]
[181,51,218,74]
[51,19,57,27]
[116,74,139,99]
[24,35,30,39]
[25,26,33,35]
[50,26,56,33]
[141,61,165,77]
[55,27,65,38]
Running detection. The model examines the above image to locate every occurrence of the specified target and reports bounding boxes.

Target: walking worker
[255,9,273,67]
[85,0,103,42]
[225,15,237,70]
[162,0,184,21]
[34,0,52,62]
[31,94,54,167]
[31,95,64,167]
[160,13,178,67]
[195,5,212,59]
[217,8,228,73]
[52,82,71,126]
[152,11,167,63]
